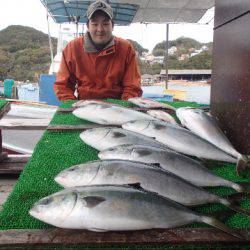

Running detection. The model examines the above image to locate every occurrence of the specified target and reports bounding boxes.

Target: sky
[0,0,214,52]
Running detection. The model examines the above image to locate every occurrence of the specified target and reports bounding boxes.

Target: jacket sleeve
[54,48,77,101]
[121,44,142,100]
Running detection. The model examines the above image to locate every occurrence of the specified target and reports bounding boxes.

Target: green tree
[0,25,57,81]
[128,39,148,55]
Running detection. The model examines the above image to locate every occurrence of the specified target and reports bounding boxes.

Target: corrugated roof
[41,0,215,25]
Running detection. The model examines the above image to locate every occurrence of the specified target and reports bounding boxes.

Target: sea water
[142,83,211,105]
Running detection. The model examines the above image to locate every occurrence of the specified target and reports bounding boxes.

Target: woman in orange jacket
[54,0,142,101]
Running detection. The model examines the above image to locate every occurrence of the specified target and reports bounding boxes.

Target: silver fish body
[176,107,240,158]
[122,120,237,163]
[98,145,244,192]
[128,97,176,110]
[55,159,232,206]
[176,107,250,176]
[80,127,168,151]
[73,103,157,125]
[29,185,241,238]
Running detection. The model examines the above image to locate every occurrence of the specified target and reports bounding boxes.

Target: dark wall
[211,0,250,154]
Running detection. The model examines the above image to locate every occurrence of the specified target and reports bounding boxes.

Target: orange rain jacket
[54,32,142,101]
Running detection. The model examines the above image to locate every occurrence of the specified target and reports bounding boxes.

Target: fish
[122,120,237,163]
[79,127,169,151]
[54,160,249,216]
[72,103,157,125]
[72,99,118,108]
[98,144,244,192]
[147,110,177,124]
[29,184,243,239]
[176,107,250,176]
[128,97,176,110]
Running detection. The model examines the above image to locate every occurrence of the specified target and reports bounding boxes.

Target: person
[54,0,142,101]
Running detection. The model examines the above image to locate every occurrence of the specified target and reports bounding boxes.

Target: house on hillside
[179,54,190,61]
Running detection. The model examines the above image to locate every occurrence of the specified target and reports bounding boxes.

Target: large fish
[79,127,168,151]
[176,107,249,176]
[54,160,249,216]
[128,97,176,110]
[29,184,242,238]
[72,103,157,125]
[98,144,244,192]
[122,120,237,163]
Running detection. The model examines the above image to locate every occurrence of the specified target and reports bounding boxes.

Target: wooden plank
[0,156,29,175]
[58,107,176,114]
[0,122,116,131]
[0,178,17,207]
[47,124,117,131]
[0,228,249,248]
[0,119,49,130]
[0,98,57,108]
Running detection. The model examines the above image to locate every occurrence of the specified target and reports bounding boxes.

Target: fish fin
[227,192,250,203]
[152,123,166,130]
[112,132,126,138]
[238,182,250,192]
[200,216,244,239]
[151,163,161,168]
[88,228,108,232]
[134,149,152,156]
[82,196,106,208]
[236,155,250,178]
[220,197,250,217]
[227,203,250,217]
[230,182,245,193]
[128,183,144,190]
[210,210,234,223]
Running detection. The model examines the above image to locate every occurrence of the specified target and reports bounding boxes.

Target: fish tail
[236,155,250,178]
[219,198,250,217]
[200,216,244,239]
[227,192,250,203]
[230,182,245,193]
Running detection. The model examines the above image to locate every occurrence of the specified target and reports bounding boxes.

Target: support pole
[47,13,54,74]
[165,23,169,89]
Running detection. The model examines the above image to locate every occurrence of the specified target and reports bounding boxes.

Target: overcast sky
[0,0,214,52]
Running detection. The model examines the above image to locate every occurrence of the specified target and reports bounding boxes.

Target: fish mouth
[54,174,68,187]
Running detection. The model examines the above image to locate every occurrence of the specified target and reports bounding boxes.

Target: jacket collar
[84,32,115,53]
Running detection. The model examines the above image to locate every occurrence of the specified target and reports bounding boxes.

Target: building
[178,54,190,61]
[160,69,212,81]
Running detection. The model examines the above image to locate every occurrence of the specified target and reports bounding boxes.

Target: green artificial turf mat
[0,100,8,109]
[0,99,249,245]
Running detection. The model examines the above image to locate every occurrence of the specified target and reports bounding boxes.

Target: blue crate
[39,74,60,106]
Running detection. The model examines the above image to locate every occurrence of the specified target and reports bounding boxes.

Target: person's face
[87,11,114,45]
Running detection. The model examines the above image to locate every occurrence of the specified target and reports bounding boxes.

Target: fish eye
[40,197,53,206]
[68,167,77,172]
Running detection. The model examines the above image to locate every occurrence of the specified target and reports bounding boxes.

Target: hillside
[0,25,149,82]
[141,37,213,74]
[0,25,57,81]
[152,37,212,57]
